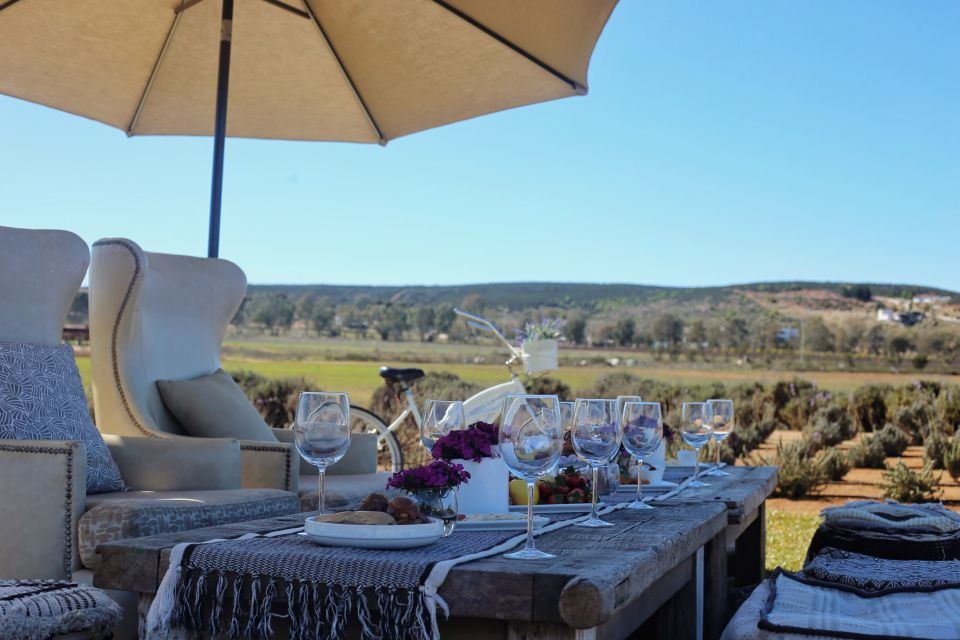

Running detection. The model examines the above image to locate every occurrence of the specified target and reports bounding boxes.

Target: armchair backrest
[89,238,246,437]
[0,225,89,345]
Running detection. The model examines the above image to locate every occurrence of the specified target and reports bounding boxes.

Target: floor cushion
[77,488,299,569]
[0,579,122,640]
[0,341,125,493]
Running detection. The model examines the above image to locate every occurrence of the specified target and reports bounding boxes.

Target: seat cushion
[78,488,299,569]
[156,368,278,442]
[0,341,125,493]
[298,472,392,512]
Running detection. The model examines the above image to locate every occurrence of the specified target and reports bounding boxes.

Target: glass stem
[716,442,722,469]
[694,448,700,482]
[591,465,599,520]
[318,467,326,514]
[526,481,536,551]
[635,458,643,503]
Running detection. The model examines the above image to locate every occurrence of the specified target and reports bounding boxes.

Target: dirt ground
[749,430,960,514]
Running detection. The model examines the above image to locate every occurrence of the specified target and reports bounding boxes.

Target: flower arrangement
[431,421,498,462]
[386,460,470,492]
[515,317,565,346]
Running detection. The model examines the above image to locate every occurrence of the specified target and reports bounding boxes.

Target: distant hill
[247,281,958,311]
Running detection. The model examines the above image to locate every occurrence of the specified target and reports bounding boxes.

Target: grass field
[766,510,819,572]
[74,337,960,408]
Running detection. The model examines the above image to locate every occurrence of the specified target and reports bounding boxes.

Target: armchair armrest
[272,429,377,476]
[0,440,86,579]
[240,440,299,492]
[103,434,241,491]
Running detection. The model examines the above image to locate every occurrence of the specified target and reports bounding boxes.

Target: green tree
[865,324,886,355]
[248,293,294,335]
[310,299,336,335]
[413,306,436,341]
[687,319,707,348]
[652,313,684,350]
[614,317,636,347]
[294,293,316,324]
[887,333,913,363]
[434,304,457,334]
[461,294,486,314]
[804,317,835,352]
[567,312,588,345]
[723,317,749,353]
[372,304,410,341]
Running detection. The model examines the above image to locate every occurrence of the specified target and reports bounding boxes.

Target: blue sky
[2,1,958,291]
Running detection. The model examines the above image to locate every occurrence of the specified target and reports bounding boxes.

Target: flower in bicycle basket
[430,421,499,463]
[514,317,565,346]
[386,460,470,492]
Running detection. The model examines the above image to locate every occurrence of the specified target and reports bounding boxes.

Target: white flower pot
[521,338,558,374]
[454,456,509,515]
[639,441,667,484]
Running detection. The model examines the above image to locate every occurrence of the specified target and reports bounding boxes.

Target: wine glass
[571,399,622,527]
[499,394,563,560]
[294,392,351,514]
[706,399,734,476]
[620,401,663,509]
[680,402,713,488]
[420,400,465,450]
[616,395,642,419]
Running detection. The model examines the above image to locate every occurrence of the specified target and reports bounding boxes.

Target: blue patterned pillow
[0,342,125,493]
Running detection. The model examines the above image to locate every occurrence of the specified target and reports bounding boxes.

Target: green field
[75,337,960,409]
[766,510,819,572]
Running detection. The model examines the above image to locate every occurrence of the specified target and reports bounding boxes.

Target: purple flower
[386,460,471,492]
[431,421,499,463]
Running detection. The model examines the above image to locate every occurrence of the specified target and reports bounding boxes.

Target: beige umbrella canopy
[0,0,618,254]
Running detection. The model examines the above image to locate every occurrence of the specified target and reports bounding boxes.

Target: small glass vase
[410,488,458,536]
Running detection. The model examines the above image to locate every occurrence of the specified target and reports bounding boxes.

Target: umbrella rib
[126,4,187,135]
[300,0,387,145]
[430,0,587,95]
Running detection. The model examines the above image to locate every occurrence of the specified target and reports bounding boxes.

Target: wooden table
[94,468,777,640]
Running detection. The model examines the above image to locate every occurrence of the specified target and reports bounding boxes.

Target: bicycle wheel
[350,405,404,473]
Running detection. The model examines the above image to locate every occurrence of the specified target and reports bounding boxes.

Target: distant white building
[913,294,951,305]
[877,308,898,323]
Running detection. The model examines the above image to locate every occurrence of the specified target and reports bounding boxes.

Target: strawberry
[566,488,587,503]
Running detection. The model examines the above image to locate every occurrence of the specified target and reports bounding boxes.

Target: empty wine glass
[706,399,734,476]
[620,401,663,510]
[571,399,622,527]
[499,394,562,560]
[616,395,642,419]
[294,392,351,514]
[680,402,713,488]
[420,400,465,451]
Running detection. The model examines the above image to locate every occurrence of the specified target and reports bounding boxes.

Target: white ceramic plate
[456,514,550,531]
[508,503,598,514]
[303,516,443,549]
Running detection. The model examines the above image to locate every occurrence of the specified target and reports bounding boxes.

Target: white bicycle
[349,309,557,472]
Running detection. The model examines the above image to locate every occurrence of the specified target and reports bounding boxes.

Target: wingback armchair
[89,238,298,491]
[0,226,298,583]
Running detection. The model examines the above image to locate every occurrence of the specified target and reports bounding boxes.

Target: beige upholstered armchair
[0,226,299,583]
[88,238,298,492]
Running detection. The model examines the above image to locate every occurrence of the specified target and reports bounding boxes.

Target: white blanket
[762,571,960,640]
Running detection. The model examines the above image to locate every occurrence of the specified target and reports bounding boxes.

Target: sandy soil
[750,430,960,515]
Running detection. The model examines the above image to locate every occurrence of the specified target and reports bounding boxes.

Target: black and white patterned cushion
[0,341,125,493]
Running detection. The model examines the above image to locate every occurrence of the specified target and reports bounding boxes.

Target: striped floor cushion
[0,580,121,640]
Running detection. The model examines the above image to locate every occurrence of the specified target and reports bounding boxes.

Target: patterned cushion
[0,341,125,493]
[0,579,122,640]
[77,488,300,569]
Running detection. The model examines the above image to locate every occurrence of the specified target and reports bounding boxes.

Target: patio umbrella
[0,0,617,257]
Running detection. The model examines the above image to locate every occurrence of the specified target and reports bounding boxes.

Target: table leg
[703,529,728,640]
[734,502,766,587]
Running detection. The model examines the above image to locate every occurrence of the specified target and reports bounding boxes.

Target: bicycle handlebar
[454,308,521,358]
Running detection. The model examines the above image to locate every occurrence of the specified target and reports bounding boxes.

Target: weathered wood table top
[660,465,778,523]
[94,468,778,635]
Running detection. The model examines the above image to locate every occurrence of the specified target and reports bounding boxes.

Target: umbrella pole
[208,0,233,259]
